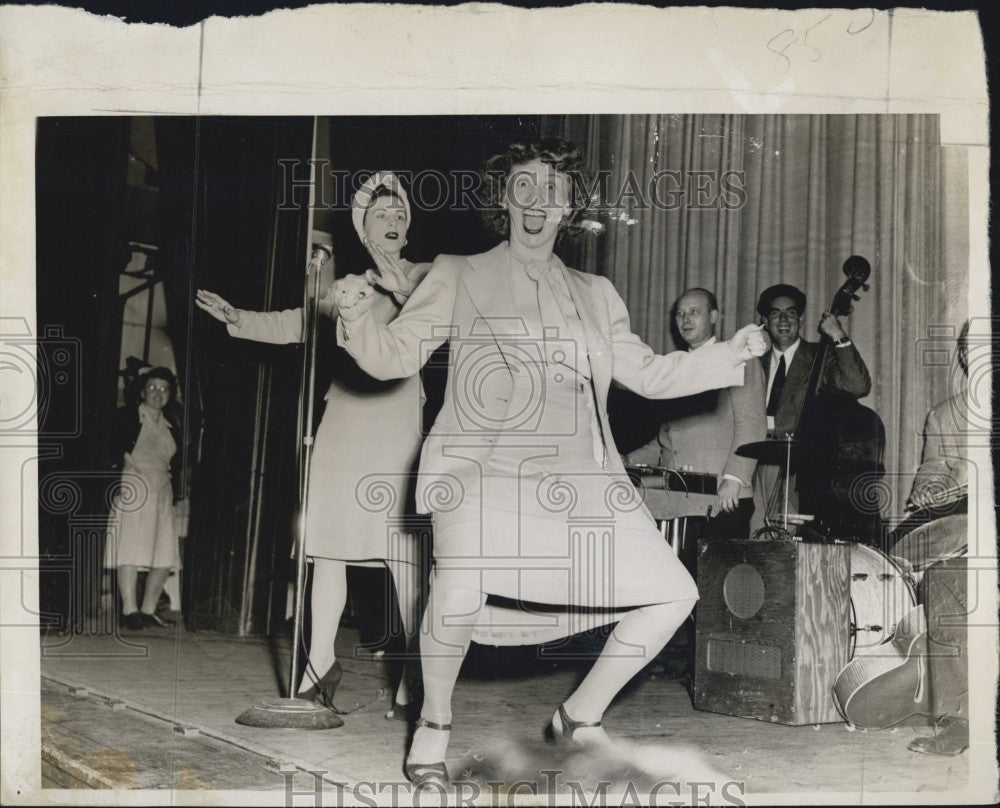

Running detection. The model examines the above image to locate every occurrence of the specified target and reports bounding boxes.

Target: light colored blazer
[628,340,766,518]
[911,391,969,498]
[338,241,746,514]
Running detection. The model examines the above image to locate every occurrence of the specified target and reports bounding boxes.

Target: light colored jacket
[338,241,746,514]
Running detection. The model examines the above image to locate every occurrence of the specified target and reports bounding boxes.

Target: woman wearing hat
[105,367,185,630]
[196,173,430,717]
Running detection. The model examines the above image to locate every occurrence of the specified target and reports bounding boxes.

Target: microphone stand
[236,238,342,730]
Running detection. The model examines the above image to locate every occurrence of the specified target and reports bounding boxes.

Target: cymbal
[736,438,812,463]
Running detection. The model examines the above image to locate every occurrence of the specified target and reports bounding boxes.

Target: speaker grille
[706,639,782,679]
[723,563,765,618]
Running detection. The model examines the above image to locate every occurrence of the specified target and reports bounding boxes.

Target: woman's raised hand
[364,240,414,298]
[196,289,242,327]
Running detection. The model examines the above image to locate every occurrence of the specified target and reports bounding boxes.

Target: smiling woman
[103,367,184,631]
[335,137,769,790]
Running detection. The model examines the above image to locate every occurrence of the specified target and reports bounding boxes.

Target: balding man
[627,288,766,548]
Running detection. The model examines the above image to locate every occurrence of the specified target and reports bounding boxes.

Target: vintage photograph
[0,4,994,807]
[28,111,985,801]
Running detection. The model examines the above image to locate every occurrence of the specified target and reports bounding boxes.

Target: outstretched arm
[337,256,461,380]
[602,277,766,398]
[197,288,306,344]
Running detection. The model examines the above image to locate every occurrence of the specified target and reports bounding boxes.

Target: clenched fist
[727,323,770,364]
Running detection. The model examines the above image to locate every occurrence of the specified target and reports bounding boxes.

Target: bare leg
[299,557,348,694]
[556,597,697,745]
[407,574,485,766]
[118,565,139,614]
[140,568,171,614]
[386,558,423,708]
[163,570,181,612]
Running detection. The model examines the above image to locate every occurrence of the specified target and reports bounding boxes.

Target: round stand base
[236,697,344,730]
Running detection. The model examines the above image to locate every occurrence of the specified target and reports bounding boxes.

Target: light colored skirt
[104,466,181,570]
[429,376,697,646]
[304,376,428,568]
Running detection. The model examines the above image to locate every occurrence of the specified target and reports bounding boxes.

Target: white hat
[351,171,411,244]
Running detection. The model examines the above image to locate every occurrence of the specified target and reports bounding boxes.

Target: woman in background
[105,367,184,630]
[196,173,430,718]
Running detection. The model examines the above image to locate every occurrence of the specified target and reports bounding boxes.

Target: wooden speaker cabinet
[693,539,851,725]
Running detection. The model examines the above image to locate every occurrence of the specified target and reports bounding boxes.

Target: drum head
[890,513,968,573]
[849,544,917,658]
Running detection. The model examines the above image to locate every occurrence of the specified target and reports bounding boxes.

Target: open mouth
[384,231,399,240]
[522,210,546,235]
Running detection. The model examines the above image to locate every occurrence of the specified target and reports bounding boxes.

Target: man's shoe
[908,716,969,756]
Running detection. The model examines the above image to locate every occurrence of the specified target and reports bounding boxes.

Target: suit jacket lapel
[463,242,518,339]
[559,261,613,403]
[786,341,814,389]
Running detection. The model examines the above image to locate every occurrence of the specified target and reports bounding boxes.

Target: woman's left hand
[364,240,414,298]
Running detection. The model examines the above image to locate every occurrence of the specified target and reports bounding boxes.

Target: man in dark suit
[627,288,767,546]
[752,284,871,530]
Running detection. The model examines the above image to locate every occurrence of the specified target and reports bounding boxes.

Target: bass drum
[849,544,917,659]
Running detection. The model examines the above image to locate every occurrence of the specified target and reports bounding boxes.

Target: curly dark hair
[140,367,178,401]
[480,138,591,241]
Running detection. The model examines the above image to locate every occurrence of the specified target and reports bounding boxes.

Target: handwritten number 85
[767,9,876,76]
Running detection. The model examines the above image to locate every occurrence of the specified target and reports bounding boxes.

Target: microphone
[308,230,334,275]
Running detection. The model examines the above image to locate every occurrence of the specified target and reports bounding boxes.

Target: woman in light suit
[196,173,429,718]
[336,139,768,787]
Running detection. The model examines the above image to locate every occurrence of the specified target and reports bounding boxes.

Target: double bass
[790,256,887,543]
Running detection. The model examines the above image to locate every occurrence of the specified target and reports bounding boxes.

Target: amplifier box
[693,539,850,725]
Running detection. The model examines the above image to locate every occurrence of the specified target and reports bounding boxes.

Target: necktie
[524,259,567,362]
[767,353,786,417]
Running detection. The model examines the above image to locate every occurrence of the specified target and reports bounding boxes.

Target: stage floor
[37,623,967,801]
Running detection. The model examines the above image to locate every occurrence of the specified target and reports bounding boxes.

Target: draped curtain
[542,114,963,517]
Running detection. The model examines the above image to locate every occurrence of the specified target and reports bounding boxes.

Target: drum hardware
[655,516,689,556]
[737,436,811,532]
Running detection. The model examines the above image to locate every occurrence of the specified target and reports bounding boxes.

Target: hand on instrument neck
[818,311,847,342]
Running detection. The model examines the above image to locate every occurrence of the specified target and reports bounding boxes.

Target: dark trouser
[921,557,969,720]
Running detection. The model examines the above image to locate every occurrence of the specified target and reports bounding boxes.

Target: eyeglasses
[145,384,171,393]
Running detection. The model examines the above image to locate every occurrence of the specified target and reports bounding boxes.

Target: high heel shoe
[546,703,606,747]
[385,700,420,723]
[404,718,451,789]
[298,661,345,713]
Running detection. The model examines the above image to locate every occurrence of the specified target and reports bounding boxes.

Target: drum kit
[627,436,967,661]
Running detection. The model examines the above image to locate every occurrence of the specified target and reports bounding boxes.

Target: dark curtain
[35,118,132,630]
[174,118,314,635]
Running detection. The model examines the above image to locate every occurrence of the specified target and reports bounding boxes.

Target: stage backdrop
[543,114,967,519]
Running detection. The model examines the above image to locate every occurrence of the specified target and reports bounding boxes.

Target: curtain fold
[543,114,959,518]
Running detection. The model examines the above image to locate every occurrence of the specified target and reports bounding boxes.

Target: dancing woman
[335,139,769,785]
[196,173,430,716]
